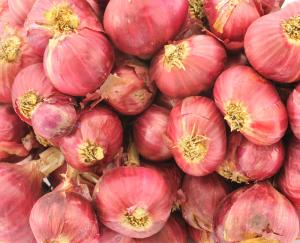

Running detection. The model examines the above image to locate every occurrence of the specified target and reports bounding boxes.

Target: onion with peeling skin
[213,65,288,145]
[188,226,214,243]
[181,173,229,232]
[287,85,300,140]
[150,35,226,98]
[59,106,123,172]
[93,166,173,239]
[165,96,227,176]
[12,63,57,125]
[99,226,132,243]
[8,0,35,24]
[244,2,300,83]
[217,133,285,183]
[104,0,188,59]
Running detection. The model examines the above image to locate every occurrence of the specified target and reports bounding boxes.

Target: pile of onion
[214,65,288,145]
[165,96,226,176]
[214,182,299,242]
[244,2,300,83]
[217,133,284,183]
[151,35,226,98]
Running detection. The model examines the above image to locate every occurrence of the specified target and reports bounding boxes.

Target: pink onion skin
[31,96,77,140]
[244,2,300,83]
[135,216,188,243]
[214,182,299,242]
[86,0,100,16]
[225,52,248,69]
[204,0,262,50]
[0,162,42,243]
[218,133,285,183]
[260,0,285,14]
[288,85,300,140]
[59,106,123,172]
[133,106,171,162]
[8,0,35,24]
[93,166,173,238]
[214,65,288,145]
[151,35,226,98]
[99,226,132,243]
[104,0,188,59]
[181,173,229,232]
[188,226,214,243]
[155,93,182,110]
[165,96,227,176]
[25,0,102,55]
[44,28,114,96]
[12,63,57,125]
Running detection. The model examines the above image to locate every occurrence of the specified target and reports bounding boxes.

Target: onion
[261,0,285,14]
[86,0,100,16]
[31,95,77,140]
[217,133,284,183]
[104,0,188,59]
[204,0,262,50]
[150,35,226,98]
[133,106,171,162]
[25,0,102,55]
[135,216,188,243]
[287,85,300,139]
[213,65,288,145]
[244,2,300,83]
[99,226,132,243]
[181,173,229,232]
[188,226,214,243]
[214,182,299,242]
[30,167,101,242]
[59,106,123,171]
[0,147,64,243]
[12,63,57,125]
[93,166,173,238]
[165,96,227,176]
[155,93,182,110]
[8,0,35,24]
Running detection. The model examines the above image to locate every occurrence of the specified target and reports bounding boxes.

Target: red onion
[214,182,299,242]
[8,0,35,24]
[150,35,226,98]
[165,96,227,176]
[188,226,214,243]
[260,0,284,14]
[99,226,132,243]
[31,95,77,140]
[213,65,288,145]
[104,0,188,59]
[135,216,188,243]
[0,148,64,243]
[288,85,300,139]
[181,173,229,232]
[133,106,171,162]
[12,63,57,125]
[155,93,182,110]
[204,0,262,50]
[93,166,173,238]
[86,0,100,16]
[59,106,123,171]
[244,2,300,83]
[217,133,284,183]
[25,0,102,55]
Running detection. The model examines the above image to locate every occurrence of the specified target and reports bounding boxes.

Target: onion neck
[224,102,250,132]
[0,35,21,63]
[78,141,104,165]
[18,91,42,119]
[217,160,249,183]
[163,42,189,71]
[282,16,300,44]
[178,135,208,163]
[189,0,205,19]
[122,207,151,230]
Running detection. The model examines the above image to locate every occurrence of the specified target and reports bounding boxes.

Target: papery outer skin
[288,85,300,139]
[12,63,57,125]
[31,96,77,140]
[218,133,284,182]
[155,93,182,110]
[8,0,35,24]
[30,189,101,242]
[59,106,123,171]
[99,226,132,243]
[244,2,300,83]
[166,96,227,176]
[260,0,284,14]
[188,226,215,243]
[0,16,41,103]
[133,106,171,162]
[44,28,114,96]
[48,162,67,188]
[204,0,262,50]
[86,0,100,16]
[93,166,173,238]
[100,60,156,115]
[104,0,188,59]
[213,65,288,145]
[181,173,229,232]
[214,182,299,243]
[151,35,226,98]
[134,216,188,243]
[25,0,102,55]
[0,162,42,243]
